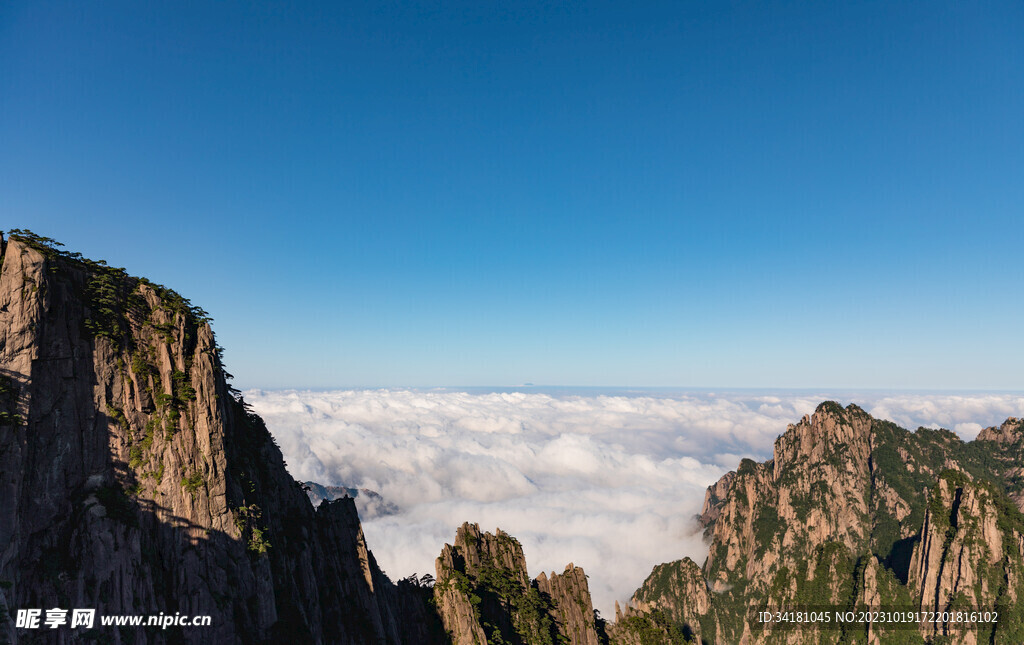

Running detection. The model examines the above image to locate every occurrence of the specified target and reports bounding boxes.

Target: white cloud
[245,388,1024,616]
[863,394,1024,439]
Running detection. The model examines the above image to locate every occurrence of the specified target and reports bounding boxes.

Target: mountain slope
[0,231,441,644]
[433,522,601,645]
[624,403,1024,644]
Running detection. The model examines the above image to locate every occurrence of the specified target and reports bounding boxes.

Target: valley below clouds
[245,388,1024,616]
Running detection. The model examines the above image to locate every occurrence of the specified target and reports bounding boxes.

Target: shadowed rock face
[303,481,400,520]
[0,233,441,644]
[7,231,1024,645]
[619,402,1024,644]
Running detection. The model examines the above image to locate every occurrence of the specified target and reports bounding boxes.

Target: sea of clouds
[244,388,1024,616]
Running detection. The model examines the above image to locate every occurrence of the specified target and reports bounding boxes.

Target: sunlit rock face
[433,522,601,645]
[620,402,1024,644]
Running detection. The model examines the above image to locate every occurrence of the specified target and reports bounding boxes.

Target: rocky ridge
[620,403,1024,644]
[4,230,1022,645]
[0,231,442,644]
[0,231,606,645]
[619,558,713,643]
[433,522,601,645]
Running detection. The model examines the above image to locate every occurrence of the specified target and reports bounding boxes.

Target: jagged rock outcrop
[975,417,1024,511]
[703,403,875,592]
[535,565,600,645]
[0,232,442,644]
[623,558,713,643]
[9,231,1024,645]
[698,472,735,538]
[909,471,1024,644]
[433,522,601,645]
[304,481,400,520]
[623,402,1024,644]
[607,557,711,644]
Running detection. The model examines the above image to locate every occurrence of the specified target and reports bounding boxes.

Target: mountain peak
[434,523,600,645]
[976,416,1024,444]
[0,230,443,643]
[631,402,1024,644]
[774,400,873,477]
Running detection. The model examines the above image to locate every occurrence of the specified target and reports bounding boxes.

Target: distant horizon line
[238,385,1024,394]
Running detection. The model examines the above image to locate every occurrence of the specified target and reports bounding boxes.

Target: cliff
[0,231,441,644]
[621,558,713,643]
[622,402,1024,644]
[974,417,1024,511]
[303,481,400,520]
[433,523,601,645]
[6,230,1022,645]
[909,471,1024,644]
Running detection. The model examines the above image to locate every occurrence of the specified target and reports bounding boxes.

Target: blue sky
[2,0,1022,388]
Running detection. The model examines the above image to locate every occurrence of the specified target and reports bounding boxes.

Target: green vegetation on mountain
[0,374,22,427]
[622,403,1024,644]
[611,609,689,644]
[434,523,601,645]
[1,229,452,643]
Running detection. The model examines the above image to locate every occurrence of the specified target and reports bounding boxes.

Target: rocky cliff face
[623,558,713,643]
[535,565,601,645]
[303,481,400,520]
[975,417,1024,511]
[909,471,1024,644]
[433,523,601,645]
[6,231,1023,645]
[604,557,710,645]
[0,232,440,644]
[622,402,1024,644]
